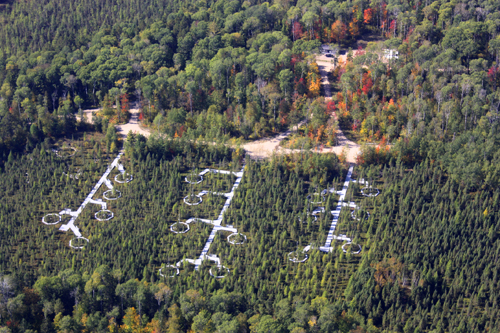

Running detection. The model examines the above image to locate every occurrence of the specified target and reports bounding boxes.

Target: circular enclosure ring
[170,222,190,234]
[307,193,325,204]
[361,187,380,197]
[311,210,324,220]
[42,213,61,225]
[351,209,370,221]
[298,214,318,223]
[159,265,180,278]
[63,169,82,180]
[115,173,133,183]
[95,210,114,221]
[209,265,229,279]
[227,233,247,245]
[54,147,77,157]
[69,236,89,249]
[288,252,309,263]
[183,195,202,206]
[342,242,362,254]
[103,190,122,200]
[185,175,203,184]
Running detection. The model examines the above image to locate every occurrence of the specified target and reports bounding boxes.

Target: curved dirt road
[81,52,361,162]
[247,51,360,162]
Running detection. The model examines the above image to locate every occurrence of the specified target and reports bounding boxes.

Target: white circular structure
[115,173,133,183]
[307,193,325,204]
[183,195,202,206]
[55,147,77,158]
[95,210,114,221]
[209,265,229,278]
[288,252,308,263]
[63,169,82,180]
[361,187,380,197]
[170,222,190,234]
[351,209,370,221]
[227,233,247,245]
[159,265,179,278]
[298,214,317,223]
[342,242,362,254]
[103,190,122,200]
[69,237,89,249]
[185,175,203,184]
[42,213,61,225]
[310,212,322,221]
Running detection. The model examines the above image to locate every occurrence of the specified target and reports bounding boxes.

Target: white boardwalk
[324,166,354,248]
[58,152,124,236]
[42,151,130,247]
[174,166,245,272]
[300,166,360,255]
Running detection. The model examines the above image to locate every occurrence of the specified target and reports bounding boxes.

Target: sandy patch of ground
[252,49,360,163]
[78,49,360,163]
[316,52,360,163]
[76,108,99,124]
[242,120,306,159]
[78,104,152,139]
[115,108,151,138]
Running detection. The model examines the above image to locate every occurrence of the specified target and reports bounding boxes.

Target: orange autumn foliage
[331,20,347,42]
[120,94,129,113]
[349,20,359,37]
[361,71,373,95]
[118,307,160,333]
[316,125,325,142]
[363,8,374,24]
[308,77,321,97]
[326,101,336,115]
[307,62,321,97]
[371,258,409,289]
[120,307,140,332]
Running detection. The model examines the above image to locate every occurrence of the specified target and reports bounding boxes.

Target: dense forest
[0,0,497,156]
[1,0,500,331]
[1,134,500,332]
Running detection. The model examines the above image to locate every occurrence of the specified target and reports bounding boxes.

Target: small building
[383,49,399,59]
[321,44,334,54]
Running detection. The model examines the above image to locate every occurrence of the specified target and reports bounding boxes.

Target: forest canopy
[0,0,498,157]
[1,0,500,332]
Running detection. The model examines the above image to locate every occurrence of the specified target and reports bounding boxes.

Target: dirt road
[242,49,360,162]
[80,104,152,139]
[241,120,306,159]
[81,49,360,162]
[76,108,99,124]
[316,54,360,164]
[115,108,151,138]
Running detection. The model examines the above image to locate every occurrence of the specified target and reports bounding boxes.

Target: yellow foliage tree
[360,119,369,138]
[316,125,325,142]
[166,304,183,333]
[307,64,321,97]
[120,307,140,332]
[108,317,119,333]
